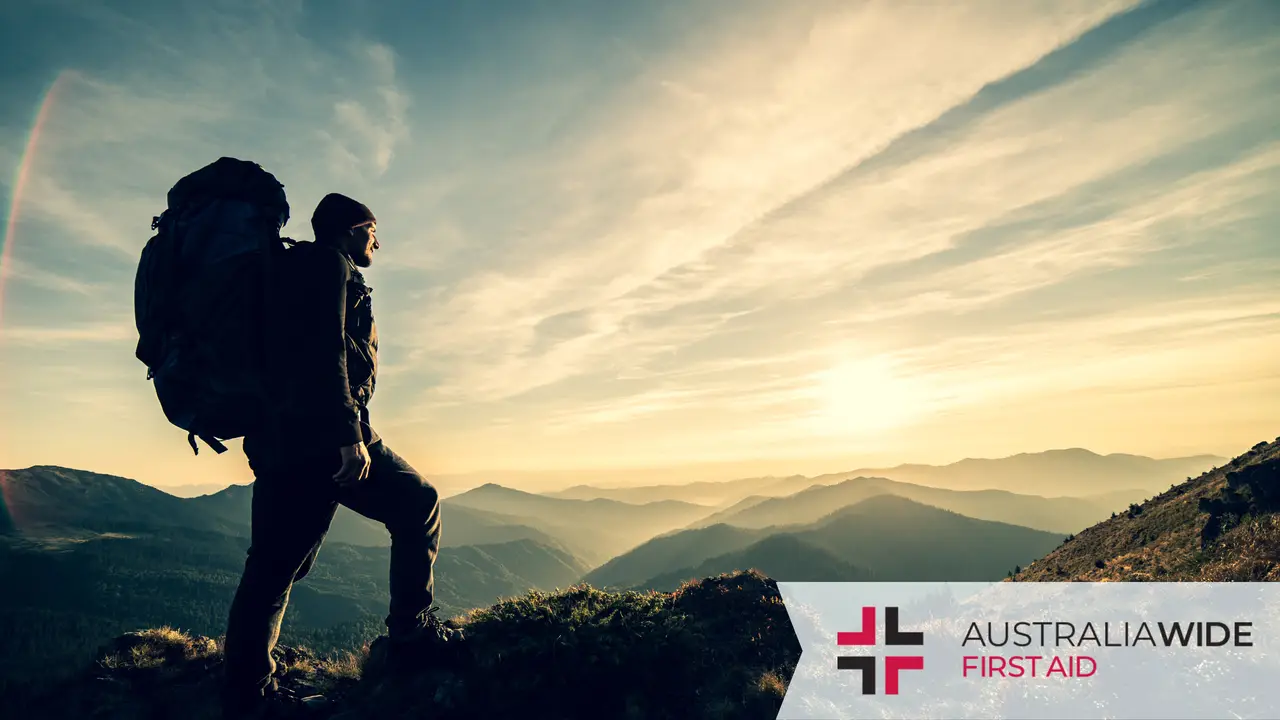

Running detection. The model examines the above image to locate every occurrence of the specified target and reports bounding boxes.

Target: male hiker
[220,193,464,718]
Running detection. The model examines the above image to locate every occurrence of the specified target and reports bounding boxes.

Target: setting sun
[806,354,936,438]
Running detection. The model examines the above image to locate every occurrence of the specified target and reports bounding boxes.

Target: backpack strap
[187,430,229,455]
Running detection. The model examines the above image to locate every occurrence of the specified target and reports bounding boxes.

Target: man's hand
[334,442,371,488]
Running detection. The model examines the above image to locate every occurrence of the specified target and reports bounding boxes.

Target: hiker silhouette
[133,162,464,719]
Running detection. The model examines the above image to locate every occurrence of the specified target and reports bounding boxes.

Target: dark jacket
[244,241,379,463]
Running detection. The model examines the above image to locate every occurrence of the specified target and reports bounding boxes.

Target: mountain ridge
[447,482,713,564]
[545,448,1223,505]
[1013,438,1280,581]
[3,439,1274,720]
[593,493,1065,591]
[687,474,1128,535]
[631,534,874,591]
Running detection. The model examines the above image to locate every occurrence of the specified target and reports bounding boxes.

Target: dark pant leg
[223,456,339,691]
[337,440,442,633]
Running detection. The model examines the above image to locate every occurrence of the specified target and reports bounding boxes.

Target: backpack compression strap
[188,431,229,455]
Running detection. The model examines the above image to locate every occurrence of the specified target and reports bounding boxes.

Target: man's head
[311,193,380,267]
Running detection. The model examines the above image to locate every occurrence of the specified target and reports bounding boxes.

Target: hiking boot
[222,677,323,720]
[377,606,468,670]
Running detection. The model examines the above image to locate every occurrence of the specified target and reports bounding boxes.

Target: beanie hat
[311,193,376,240]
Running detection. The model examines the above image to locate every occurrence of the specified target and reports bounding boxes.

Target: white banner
[776,582,1279,719]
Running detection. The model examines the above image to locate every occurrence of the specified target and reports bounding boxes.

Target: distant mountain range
[0,466,596,624]
[0,448,1189,584]
[187,482,584,558]
[687,475,1139,535]
[593,494,1066,591]
[633,534,874,591]
[444,482,712,562]
[547,448,1223,506]
[140,448,1224,508]
[10,437,1275,720]
[0,444,1238,691]
[0,466,598,685]
[157,482,245,499]
[0,466,249,538]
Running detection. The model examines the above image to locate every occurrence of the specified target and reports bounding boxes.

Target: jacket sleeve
[282,245,364,449]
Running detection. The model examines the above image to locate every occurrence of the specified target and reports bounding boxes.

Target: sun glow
[805,353,935,438]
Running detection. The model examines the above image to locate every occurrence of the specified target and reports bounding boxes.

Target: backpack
[133,157,293,455]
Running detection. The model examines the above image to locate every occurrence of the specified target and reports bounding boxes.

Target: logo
[837,606,925,695]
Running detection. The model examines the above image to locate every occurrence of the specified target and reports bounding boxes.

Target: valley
[0,446,1226,687]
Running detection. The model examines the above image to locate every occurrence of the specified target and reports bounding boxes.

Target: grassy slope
[1014,438,1280,581]
[8,570,799,720]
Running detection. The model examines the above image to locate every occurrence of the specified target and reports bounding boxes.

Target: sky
[0,0,1277,493]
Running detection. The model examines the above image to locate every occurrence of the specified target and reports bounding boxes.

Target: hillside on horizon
[1013,437,1280,581]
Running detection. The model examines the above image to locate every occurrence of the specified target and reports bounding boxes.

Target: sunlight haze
[0,0,1277,493]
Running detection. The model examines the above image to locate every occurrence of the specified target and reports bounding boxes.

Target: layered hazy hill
[632,534,875,591]
[0,467,591,589]
[0,465,593,687]
[0,466,247,538]
[0,466,589,559]
[1013,438,1280,582]
[0,521,588,665]
[444,482,712,562]
[161,481,245,499]
[188,483,579,557]
[548,474,813,507]
[850,449,1223,495]
[0,442,1245,714]
[591,494,1065,590]
[686,475,1128,535]
[4,439,1265,720]
[584,523,762,589]
[546,449,1222,506]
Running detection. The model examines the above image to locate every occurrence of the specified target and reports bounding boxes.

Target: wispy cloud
[10,2,414,238]
[0,319,134,345]
[2,0,1277,482]
[18,170,143,258]
[393,0,1265,411]
[857,141,1280,322]
[2,256,99,296]
[327,43,411,178]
